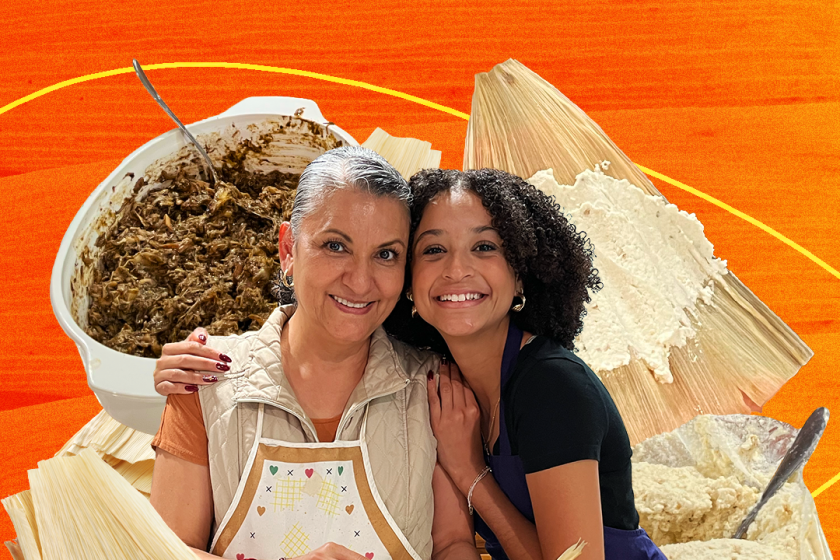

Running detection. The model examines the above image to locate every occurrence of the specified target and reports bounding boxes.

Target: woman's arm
[450,460,603,560]
[496,358,613,560]
[526,461,604,560]
[459,472,544,560]
[430,463,480,560]
[429,362,606,560]
[150,448,216,556]
[428,364,544,560]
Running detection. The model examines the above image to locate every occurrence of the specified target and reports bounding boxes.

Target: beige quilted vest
[198,305,438,559]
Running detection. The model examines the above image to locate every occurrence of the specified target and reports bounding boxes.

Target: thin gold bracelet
[467,466,492,515]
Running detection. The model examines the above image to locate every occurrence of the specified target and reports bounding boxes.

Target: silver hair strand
[289,146,411,238]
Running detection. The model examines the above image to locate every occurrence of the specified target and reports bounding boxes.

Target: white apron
[209,403,422,560]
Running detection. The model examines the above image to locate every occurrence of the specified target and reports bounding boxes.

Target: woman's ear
[278,222,294,272]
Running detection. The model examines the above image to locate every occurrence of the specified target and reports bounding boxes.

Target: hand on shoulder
[154,327,232,396]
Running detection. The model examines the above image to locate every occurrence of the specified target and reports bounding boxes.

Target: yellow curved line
[812,471,840,498]
[0,62,470,120]
[6,63,836,282]
[638,166,840,281]
[2,62,839,496]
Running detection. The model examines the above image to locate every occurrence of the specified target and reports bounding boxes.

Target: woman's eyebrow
[472,225,498,235]
[413,229,443,245]
[323,228,352,242]
[378,239,407,250]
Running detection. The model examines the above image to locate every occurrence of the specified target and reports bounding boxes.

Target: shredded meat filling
[84,154,297,358]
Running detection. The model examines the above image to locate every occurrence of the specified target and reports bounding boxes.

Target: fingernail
[428,370,434,380]
[185,385,198,393]
[219,353,232,363]
[216,362,230,371]
[198,334,207,343]
[202,375,218,383]
[441,356,448,365]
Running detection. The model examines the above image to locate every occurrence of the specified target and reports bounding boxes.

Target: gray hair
[272,146,410,304]
[289,146,411,238]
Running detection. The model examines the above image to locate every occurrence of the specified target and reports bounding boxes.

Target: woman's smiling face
[411,188,519,339]
[288,187,409,345]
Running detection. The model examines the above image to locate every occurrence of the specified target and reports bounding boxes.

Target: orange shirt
[151,392,343,466]
[311,414,343,443]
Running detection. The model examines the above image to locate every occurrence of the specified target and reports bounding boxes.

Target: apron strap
[498,323,524,457]
[251,403,266,456]
[359,402,372,441]
[499,397,513,456]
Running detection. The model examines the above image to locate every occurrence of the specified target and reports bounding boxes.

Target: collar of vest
[231,304,412,420]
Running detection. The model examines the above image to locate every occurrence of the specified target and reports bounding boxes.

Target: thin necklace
[482,397,501,456]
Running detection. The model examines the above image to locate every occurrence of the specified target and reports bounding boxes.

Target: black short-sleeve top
[501,335,640,531]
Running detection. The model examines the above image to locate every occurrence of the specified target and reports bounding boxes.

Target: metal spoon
[132,59,220,185]
[733,407,829,538]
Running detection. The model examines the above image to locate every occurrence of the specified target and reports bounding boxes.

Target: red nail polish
[216,362,230,371]
[198,334,207,343]
[185,385,198,392]
[202,375,218,383]
[220,353,232,363]
[428,371,434,380]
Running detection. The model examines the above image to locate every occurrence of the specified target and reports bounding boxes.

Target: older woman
[149,147,475,560]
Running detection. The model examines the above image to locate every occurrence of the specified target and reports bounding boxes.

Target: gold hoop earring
[280,269,294,289]
[406,291,417,317]
[512,293,526,312]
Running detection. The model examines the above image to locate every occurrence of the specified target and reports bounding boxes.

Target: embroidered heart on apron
[257,506,265,516]
[305,468,314,478]
[269,465,278,475]
[345,505,354,514]
[365,553,374,559]
[338,466,344,475]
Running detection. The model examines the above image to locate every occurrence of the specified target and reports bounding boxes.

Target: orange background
[1,0,838,554]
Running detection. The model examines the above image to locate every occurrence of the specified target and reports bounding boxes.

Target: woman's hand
[154,327,231,396]
[427,360,487,495]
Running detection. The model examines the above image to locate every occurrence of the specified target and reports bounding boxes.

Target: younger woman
[391,168,666,560]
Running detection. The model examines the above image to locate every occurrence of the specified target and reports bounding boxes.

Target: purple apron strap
[471,322,668,560]
[498,321,522,456]
[474,322,534,560]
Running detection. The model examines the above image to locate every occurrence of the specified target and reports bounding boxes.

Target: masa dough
[528,166,728,383]
[660,539,794,560]
[633,461,807,559]
[631,416,813,560]
[633,462,758,544]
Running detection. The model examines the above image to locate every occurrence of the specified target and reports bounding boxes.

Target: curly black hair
[384,168,602,354]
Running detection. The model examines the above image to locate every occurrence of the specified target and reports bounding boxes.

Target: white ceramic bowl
[50,97,358,435]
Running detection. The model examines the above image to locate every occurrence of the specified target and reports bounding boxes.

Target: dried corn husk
[363,127,442,179]
[56,409,154,495]
[558,540,586,560]
[4,540,25,560]
[1,491,41,560]
[465,59,812,444]
[2,448,195,560]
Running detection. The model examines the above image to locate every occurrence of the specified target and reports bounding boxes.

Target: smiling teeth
[334,296,369,308]
[439,293,483,302]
